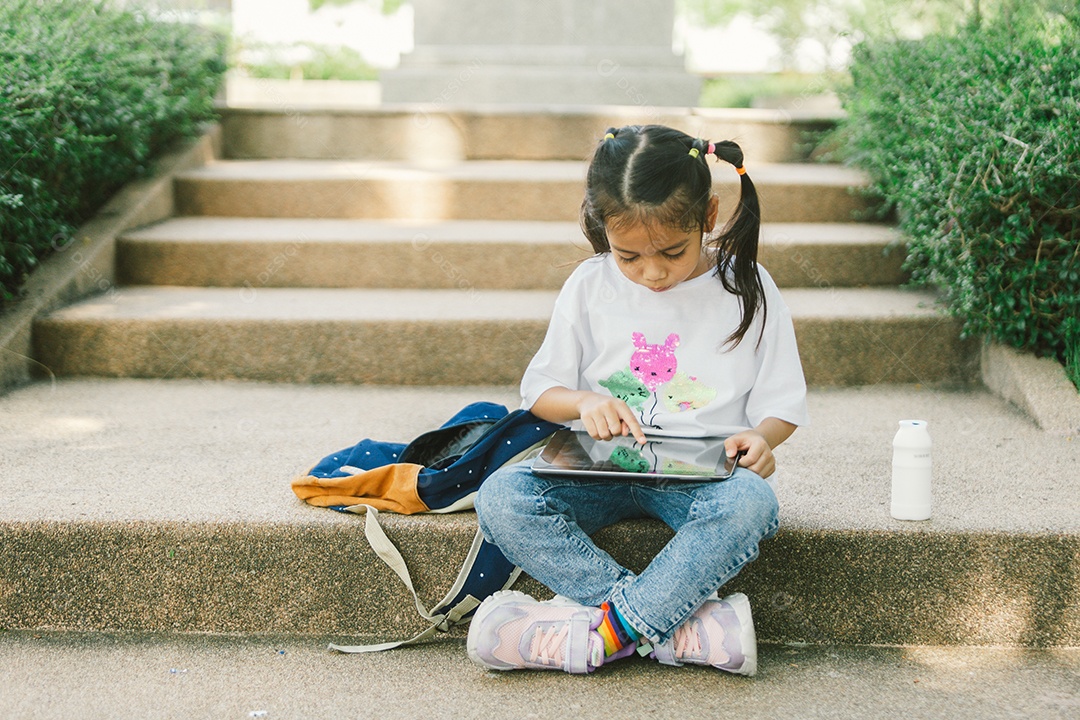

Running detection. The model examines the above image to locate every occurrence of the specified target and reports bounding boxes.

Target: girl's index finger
[620,412,647,445]
[621,423,647,446]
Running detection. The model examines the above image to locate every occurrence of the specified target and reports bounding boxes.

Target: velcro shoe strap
[651,639,683,667]
[566,611,593,674]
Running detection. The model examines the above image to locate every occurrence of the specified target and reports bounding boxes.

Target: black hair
[580,124,766,348]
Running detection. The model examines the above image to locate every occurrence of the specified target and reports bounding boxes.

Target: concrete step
[220,105,839,163]
[2,633,1078,720]
[116,218,906,290]
[0,380,1076,648]
[173,160,875,224]
[31,286,976,386]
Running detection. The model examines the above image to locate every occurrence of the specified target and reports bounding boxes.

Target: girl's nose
[642,261,666,281]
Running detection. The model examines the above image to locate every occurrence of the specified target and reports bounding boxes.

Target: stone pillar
[381,0,700,107]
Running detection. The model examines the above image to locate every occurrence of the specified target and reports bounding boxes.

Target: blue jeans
[474,461,780,645]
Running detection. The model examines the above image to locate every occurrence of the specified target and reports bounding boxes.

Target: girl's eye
[614,248,685,263]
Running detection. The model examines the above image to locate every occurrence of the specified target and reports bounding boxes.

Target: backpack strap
[328,505,520,654]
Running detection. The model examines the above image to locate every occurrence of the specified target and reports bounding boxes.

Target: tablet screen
[533,430,740,481]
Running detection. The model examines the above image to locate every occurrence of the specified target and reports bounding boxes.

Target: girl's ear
[704,194,720,234]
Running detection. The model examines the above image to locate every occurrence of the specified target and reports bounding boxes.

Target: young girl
[467,125,808,676]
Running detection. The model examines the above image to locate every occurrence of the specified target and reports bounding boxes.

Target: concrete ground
[0,630,1077,720]
[0,378,1075,532]
[1,378,1077,717]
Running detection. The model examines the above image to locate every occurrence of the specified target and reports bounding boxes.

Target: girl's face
[606,195,720,293]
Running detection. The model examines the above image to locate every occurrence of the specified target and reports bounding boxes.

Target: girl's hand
[577,393,647,444]
[724,430,775,478]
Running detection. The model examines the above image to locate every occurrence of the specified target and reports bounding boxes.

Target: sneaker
[466,590,607,674]
[650,592,757,676]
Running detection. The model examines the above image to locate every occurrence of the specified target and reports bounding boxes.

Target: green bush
[0,0,226,304]
[835,14,1080,382]
[1065,317,1080,390]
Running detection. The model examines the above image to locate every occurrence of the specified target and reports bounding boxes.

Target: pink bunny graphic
[629,332,680,428]
[630,332,680,391]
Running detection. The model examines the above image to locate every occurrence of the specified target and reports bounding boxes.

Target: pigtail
[706,139,767,349]
[579,127,623,254]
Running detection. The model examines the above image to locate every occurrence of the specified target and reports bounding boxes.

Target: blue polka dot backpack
[292,402,562,652]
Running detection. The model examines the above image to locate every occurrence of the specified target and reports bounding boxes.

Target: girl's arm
[531,386,648,444]
[724,417,797,478]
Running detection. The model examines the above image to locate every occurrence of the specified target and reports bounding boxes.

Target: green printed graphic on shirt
[599,368,650,410]
[660,371,718,413]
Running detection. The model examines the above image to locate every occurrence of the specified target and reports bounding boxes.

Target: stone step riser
[116,232,906,290]
[220,109,836,164]
[32,314,977,386]
[116,236,586,292]
[173,176,870,225]
[2,520,1074,647]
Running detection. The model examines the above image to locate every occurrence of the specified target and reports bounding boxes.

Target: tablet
[532,430,743,482]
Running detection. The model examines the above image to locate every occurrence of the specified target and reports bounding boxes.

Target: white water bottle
[891,420,932,520]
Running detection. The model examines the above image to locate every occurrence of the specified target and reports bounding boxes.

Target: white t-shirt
[521,254,809,437]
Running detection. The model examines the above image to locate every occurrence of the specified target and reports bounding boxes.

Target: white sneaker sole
[721,592,758,677]
[466,590,534,671]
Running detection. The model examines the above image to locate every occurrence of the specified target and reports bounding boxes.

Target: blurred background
[135,0,1018,110]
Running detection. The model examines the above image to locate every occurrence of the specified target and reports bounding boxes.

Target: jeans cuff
[607,579,662,645]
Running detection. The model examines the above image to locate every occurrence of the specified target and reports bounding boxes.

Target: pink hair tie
[707,143,715,155]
